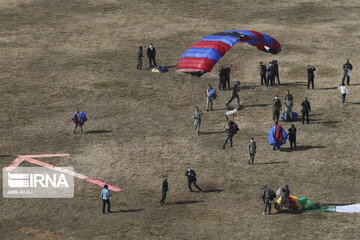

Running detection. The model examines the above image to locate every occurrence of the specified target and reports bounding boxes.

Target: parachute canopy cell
[177,30,281,73]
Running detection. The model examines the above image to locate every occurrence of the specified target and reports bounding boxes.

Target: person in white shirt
[338,83,349,105]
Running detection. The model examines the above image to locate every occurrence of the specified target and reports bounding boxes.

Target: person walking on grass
[248,137,257,164]
[338,83,349,105]
[226,81,240,109]
[101,185,111,214]
[223,120,239,149]
[185,168,202,192]
[160,175,168,206]
[342,59,353,85]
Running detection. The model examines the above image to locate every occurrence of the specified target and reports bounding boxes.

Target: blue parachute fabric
[79,112,87,121]
[268,126,278,145]
[268,125,288,146]
[182,48,223,62]
[280,112,299,120]
[200,35,240,46]
[159,67,168,72]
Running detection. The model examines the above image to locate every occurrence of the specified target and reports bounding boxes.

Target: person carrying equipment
[72,109,87,134]
[223,120,239,149]
[205,84,217,111]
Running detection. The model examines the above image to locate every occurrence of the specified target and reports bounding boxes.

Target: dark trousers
[188,180,202,191]
[148,56,157,66]
[307,78,314,89]
[223,135,233,148]
[290,140,296,148]
[342,74,350,85]
[275,73,280,84]
[266,75,274,87]
[273,110,280,122]
[260,74,266,85]
[102,199,111,213]
[341,94,346,104]
[264,200,271,214]
[137,57,143,69]
[226,77,230,90]
[302,111,309,124]
[219,78,226,90]
[160,191,167,204]
[226,94,240,107]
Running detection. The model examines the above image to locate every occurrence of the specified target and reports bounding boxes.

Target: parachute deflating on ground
[274,196,360,213]
[177,30,281,74]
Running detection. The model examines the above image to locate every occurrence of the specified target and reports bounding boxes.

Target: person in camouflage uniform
[261,186,276,215]
[283,90,294,122]
[248,137,257,164]
[272,95,282,122]
[193,106,203,136]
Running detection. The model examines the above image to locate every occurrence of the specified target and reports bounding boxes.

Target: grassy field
[0,0,360,239]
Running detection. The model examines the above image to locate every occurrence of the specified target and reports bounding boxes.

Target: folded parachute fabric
[268,124,287,147]
[71,112,87,124]
[280,112,298,120]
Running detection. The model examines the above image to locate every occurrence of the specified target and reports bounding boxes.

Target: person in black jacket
[160,175,168,206]
[137,46,143,70]
[224,64,231,90]
[147,43,157,67]
[301,97,311,124]
[259,61,267,86]
[223,120,239,149]
[185,168,202,192]
[342,59,353,85]
[225,81,240,109]
[307,65,316,89]
[266,62,275,87]
[218,66,226,90]
[288,124,297,149]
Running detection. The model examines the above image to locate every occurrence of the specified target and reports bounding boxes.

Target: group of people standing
[137,43,157,70]
[259,60,280,87]
[218,65,231,90]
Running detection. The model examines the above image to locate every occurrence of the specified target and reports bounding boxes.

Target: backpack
[267,189,277,200]
[230,124,239,135]
[208,88,217,99]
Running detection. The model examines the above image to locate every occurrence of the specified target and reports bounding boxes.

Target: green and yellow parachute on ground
[274,195,360,213]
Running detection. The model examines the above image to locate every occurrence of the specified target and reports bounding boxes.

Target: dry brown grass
[0,0,360,239]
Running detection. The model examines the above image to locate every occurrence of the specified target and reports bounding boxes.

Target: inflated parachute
[177,30,281,74]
